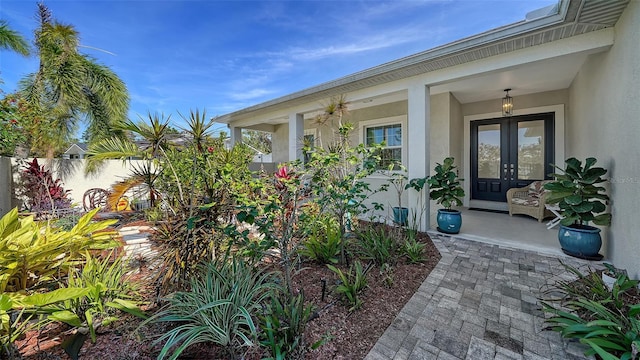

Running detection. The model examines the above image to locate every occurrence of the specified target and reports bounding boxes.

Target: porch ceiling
[429,51,589,104]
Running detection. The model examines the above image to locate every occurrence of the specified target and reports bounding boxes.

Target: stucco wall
[567,1,640,278]
[430,93,452,168]
[272,124,289,164]
[8,158,148,211]
[449,93,463,172]
[462,89,569,117]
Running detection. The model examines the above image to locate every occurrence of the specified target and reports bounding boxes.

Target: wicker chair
[506,180,554,222]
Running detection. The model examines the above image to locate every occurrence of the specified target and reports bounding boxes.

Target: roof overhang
[217,0,630,125]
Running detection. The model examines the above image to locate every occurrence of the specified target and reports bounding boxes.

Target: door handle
[510,164,515,180]
[503,164,508,180]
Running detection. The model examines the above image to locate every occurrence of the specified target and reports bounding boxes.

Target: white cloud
[228,88,276,101]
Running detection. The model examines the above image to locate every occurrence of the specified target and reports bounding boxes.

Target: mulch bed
[17,227,440,360]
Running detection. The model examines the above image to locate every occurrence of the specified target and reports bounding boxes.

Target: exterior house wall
[272,124,289,164]
[430,93,452,167]
[449,93,463,173]
[461,89,569,117]
[567,1,640,278]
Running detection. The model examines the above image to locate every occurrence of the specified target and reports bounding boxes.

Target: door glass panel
[477,124,501,178]
[517,120,545,179]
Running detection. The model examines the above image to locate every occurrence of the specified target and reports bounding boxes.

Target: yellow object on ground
[114,197,131,211]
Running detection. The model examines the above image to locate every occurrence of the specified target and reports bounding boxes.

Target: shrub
[0,208,119,292]
[327,261,370,311]
[1,288,88,358]
[542,263,640,359]
[18,158,71,212]
[259,292,318,360]
[150,258,275,360]
[50,251,146,343]
[299,214,341,264]
[354,224,399,266]
[403,235,426,264]
[152,205,230,295]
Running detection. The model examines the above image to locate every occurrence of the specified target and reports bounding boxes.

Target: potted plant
[544,157,611,259]
[384,164,408,226]
[427,157,465,234]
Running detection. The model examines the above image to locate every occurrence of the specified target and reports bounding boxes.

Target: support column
[407,83,430,231]
[288,113,304,162]
[229,126,242,147]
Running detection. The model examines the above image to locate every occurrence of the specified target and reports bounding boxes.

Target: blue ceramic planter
[393,207,408,226]
[558,224,602,258]
[437,209,462,234]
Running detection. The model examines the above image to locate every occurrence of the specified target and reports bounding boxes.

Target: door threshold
[468,199,508,212]
[469,208,508,214]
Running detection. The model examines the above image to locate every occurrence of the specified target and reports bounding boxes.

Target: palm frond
[178,109,216,151]
[0,20,30,56]
[107,178,144,210]
[84,137,140,174]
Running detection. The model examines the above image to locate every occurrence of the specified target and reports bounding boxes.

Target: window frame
[358,115,407,174]
[303,128,318,164]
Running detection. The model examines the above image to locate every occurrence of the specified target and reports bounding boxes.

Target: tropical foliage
[16,4,129,156]
[0,20,30,56]
[2,93,437,358]
[544,157,612,226]
[0,208,146,356]
[543,264,639,360]
[17,158,72,212]
[299,213,342,264]
[0,208,119,292]
[427,157,464,210]
[149,258,274,360]
[327,261,370,311]
[51,251,146,342]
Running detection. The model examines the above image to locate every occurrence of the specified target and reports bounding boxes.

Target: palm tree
[85,112,172,207]
[18,3,129,157]
[0,20,30,56]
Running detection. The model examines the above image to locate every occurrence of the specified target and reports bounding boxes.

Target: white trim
[358,115,408,178]
[463,104,565,210]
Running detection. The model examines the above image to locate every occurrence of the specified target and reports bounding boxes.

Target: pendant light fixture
[502,88,513,116]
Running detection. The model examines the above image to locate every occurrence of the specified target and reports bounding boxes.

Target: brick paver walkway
[365,232,598,360]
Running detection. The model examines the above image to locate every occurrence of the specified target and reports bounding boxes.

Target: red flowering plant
[18,158,72,212]
[232,163,310,296]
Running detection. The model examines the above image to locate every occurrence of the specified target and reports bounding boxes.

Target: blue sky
[1,0,555,133]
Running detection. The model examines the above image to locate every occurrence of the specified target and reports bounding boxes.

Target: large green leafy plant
[544,157,611,227]
[1,288,88,358]
[427,157,464,210]
[50,251,146,343]
[0,208,119,292]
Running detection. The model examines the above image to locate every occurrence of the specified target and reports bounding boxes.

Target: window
[303,129,317,164]
[365,123,402,169]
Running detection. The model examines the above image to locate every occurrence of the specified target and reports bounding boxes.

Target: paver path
[365,232,598,360]
[118,225,157,261]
